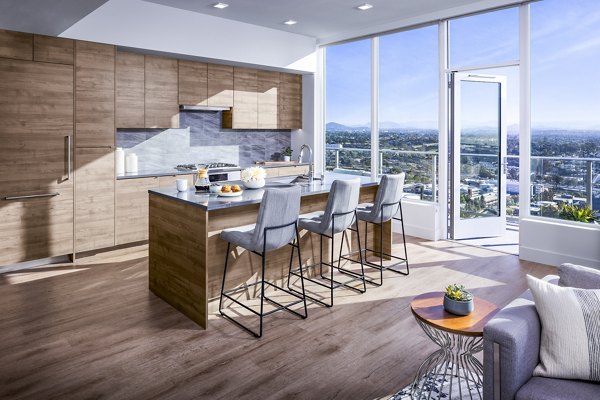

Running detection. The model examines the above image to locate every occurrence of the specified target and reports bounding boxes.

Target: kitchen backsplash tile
[116,111,292,170]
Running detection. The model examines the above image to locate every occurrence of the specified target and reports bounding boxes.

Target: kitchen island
[148,173,390,328]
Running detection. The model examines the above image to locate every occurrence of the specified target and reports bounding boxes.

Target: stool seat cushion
[356,203,376,222]
[298,211,325,234]
[298,179,361,236]
[221,224,256,252]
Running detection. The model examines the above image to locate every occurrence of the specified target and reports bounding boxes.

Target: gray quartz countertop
[116,162,310,180]
[148,172,378,211]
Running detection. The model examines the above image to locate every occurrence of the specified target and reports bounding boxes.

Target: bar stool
[289,178,366,307]
[356,173,408,286]
[219,186,307,338]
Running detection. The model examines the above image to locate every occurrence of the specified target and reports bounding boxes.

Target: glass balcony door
[450,73,507,239]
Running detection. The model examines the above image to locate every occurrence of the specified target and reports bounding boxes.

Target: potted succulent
[281,147,293,162]
[443,284,474,316]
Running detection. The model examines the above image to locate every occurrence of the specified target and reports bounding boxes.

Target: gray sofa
[483,264,600,400]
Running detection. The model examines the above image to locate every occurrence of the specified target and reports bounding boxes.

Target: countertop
[116,162,310,180]
[148,172,378,211]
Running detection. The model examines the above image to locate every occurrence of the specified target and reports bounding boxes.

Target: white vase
[283,156,291,162]
[244,178,265,189]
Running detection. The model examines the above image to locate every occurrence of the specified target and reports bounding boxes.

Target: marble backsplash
[116,111,292,170]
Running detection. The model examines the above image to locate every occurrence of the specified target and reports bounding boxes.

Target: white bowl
[243,179,265,189]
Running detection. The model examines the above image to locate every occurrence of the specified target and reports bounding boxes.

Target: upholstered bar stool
[289,178,366,307]
[356,173,408,286]
[219,186,307,338]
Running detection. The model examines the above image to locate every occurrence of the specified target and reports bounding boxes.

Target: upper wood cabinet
[179,60,208,106]
[75,41,115,148]
[225,67,258,129]
[34,35,74,65]
[258,70,279,129]
[0,29,32,61]
[207,63,233,107]
[145,55,179,128]
[116,51,144,128]
[278,73,302,130]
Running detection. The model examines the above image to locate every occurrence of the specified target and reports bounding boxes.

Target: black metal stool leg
[219,242,231,312]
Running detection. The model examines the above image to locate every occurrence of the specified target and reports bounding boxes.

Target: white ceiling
[143,0,491,40]
[0,0,109,36]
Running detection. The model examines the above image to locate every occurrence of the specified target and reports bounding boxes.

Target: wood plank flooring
[0,236,555,400]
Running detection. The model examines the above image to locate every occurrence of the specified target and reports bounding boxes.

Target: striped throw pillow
[527,275,600,382]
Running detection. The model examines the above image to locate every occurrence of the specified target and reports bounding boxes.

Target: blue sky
[325,0,600,130]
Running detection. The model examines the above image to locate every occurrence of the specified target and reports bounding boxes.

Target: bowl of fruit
[218,184,243,197]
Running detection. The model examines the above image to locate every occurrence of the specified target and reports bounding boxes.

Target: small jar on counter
[194,169,210,192]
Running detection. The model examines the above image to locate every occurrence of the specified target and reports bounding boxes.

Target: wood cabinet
[145,55,179,128]
[115,177,157,245]
[258,70,279,129]
[116,51,144,128]
[179,60,208,106]
[75,41,115,148]
[115,175,193,245]
[223,67,258,129]
[34,35,74,65]
[207,63,233,107]
[75,148,115,252]
[278,73,302,129]
[0,58,74,265]
[0,29,32,61]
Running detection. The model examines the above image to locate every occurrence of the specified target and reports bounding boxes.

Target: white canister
[115,147,125,175]
[125,153,138,173]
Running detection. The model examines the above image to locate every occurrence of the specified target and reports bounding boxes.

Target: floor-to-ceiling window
[531,0,600,224]
[379,25,439,201]
[325,39,372,175]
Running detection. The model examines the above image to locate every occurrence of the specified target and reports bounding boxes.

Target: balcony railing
[326,147,438,202]
[326,147,600,215]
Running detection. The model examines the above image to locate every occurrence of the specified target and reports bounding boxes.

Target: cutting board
[255,161,299,165]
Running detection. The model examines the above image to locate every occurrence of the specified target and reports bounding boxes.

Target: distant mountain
[326,122,369,132]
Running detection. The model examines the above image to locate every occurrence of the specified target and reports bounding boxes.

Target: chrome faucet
[298,144,318,182]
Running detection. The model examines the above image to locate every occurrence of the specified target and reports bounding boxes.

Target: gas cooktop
[175,163,239,171]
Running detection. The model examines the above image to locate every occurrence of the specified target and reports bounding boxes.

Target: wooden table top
[410,292,499,337]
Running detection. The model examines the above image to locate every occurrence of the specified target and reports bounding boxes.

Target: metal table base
[411,319,484,400]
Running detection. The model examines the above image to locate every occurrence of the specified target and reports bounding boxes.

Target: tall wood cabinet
[145,55,179,129]
[116,51,144,128]
[0,56,75,265]
[74,41,116,253]
[224,67,258,129]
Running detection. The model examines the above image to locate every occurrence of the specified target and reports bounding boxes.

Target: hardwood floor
[0,236,555,400]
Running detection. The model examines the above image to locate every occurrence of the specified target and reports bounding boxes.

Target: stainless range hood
[179,105,230,112]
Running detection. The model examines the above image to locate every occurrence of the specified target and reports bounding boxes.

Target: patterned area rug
[390,370,482,399]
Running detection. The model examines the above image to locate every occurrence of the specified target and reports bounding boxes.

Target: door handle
[66,135,71,180]
[4,192,60,200]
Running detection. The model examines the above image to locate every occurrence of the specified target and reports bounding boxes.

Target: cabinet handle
[66,135,71,180]
[4,193,60,200]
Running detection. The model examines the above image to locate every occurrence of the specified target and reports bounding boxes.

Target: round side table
[410,292,499,400]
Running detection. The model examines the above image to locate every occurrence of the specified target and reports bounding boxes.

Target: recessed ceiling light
[283,20,298,25]
[212,2,229,9]
[356,3,373,11]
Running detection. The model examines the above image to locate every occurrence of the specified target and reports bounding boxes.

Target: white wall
[290,74,316,165]
[394,200,440,241]
[520,218,600,268]
[60,0,317,72]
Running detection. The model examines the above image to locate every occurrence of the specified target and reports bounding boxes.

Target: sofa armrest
[483,296,541,400]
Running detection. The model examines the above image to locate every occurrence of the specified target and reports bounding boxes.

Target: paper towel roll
[115,148,125,175]
[125,153,138,173]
